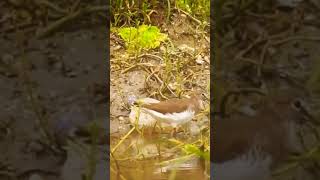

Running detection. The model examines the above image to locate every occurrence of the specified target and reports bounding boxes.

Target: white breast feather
[142,108,195,127]
[129,106,157,127]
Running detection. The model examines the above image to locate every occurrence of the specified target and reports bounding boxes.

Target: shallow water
[110,132,210,180]
[110,158,208,180]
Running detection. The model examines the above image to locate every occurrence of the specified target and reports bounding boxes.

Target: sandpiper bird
[133,92,205,136]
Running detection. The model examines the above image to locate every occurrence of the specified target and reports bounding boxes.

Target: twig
[174,7,202,25]
[158,83,169,100]
[110,167,127,180]
[121,64,137,74]
[121,63,160,74]
[140,53,164,62]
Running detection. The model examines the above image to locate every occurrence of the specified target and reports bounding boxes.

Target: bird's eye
[201,93,209,101]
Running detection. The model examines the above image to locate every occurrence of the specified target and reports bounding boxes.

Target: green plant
[117,25,168,54]
[111,0,156,26]
[176,0,210,21]
[183,144,210,160]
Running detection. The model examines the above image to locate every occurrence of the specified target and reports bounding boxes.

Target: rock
[112,45,121,51]
[168,83,177,90]
[118,116,124,121]
[195,55,204,65]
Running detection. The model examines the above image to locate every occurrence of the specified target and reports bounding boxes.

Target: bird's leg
[171,127,177,138]
[157,121,164,135]
[147,127,153,137]
[152,121,158,134]
[179,125,187,134]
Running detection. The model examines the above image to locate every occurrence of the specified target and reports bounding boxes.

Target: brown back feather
[141,96,201,114]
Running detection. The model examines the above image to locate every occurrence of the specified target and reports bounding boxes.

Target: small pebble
[168,83,177,90]
[160,46,166,53]
[113,45,121,51]
[195,55,204,65]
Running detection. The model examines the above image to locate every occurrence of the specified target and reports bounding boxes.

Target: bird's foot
[170,127,177,138]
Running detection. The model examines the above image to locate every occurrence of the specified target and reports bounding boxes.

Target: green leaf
[183,144,210,160]
[117,25,168,54]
